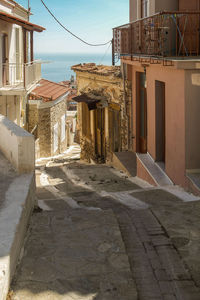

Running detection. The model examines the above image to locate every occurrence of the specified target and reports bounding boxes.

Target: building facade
[0,0,44,128]
[72,63,132,163]
[113,0,200,192]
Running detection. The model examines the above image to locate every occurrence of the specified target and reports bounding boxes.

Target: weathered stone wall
[27,104,38,132]
[27,98,68,158]
[38,107,51,157]
[80,137,96,162]
[0,95,21,126]
[50,99,67,156]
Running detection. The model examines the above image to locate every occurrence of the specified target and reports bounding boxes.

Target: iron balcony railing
[0,60,41,89]
[113,11,200,61]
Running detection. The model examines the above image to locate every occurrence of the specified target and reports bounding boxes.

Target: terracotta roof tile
[30,79,70,101]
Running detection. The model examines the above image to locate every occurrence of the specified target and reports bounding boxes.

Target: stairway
[112,151,137,177]
[137,153,173,186]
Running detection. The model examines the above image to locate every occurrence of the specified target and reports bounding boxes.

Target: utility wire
[98,41,112,65]
[41,0,112,47]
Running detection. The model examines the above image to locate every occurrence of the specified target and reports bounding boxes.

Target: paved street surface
[10,145,200,299]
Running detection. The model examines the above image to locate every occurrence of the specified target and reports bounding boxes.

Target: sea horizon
[35,52,113,83]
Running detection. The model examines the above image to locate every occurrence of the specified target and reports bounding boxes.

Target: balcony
[0,61,41,92]
[113,12,200,62]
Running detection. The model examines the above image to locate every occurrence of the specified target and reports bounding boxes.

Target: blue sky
[17,0,129,54]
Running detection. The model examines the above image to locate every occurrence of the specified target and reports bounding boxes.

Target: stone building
[27,79,69,158]
[60,77,77,111]
[72,63,132,163]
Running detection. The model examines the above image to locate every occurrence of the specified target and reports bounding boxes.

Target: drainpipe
[28,0,30,21]
[112,36,115,66]
[121,62,129,150]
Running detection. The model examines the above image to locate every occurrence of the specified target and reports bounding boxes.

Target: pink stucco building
[113,0,200,193]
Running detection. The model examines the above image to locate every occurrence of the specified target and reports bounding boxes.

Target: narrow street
[10,145,200,300]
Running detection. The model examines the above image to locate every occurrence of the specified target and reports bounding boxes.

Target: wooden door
[95,107,105,159]
[136,72,147,153]
[2,34,8,85]
[109,104,121,153]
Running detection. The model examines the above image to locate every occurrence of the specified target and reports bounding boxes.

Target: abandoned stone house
[27,79,69,158]
[72,63,132,162]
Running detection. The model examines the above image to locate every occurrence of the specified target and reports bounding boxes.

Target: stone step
[112,151,137,177]
[187,171,200,190]
[10,209,138,300]
[137,153,173,186]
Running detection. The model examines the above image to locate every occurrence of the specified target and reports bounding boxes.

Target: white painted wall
[61,114,65,142]
[53,123,58,153]
[0,114,35,173]
[0,3,12,14]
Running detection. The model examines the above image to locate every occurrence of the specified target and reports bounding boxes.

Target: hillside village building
[59,77,77,111]
[0,0,45,128]
[113,0,200,193]
[72,63,132,163]
[27,79,69,158]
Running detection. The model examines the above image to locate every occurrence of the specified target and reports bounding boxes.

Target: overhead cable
[40,0,112,47]
[98,41,112,65]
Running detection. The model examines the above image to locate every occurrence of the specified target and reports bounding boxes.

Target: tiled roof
[30,79,70,101]
[0,11,45,32]
[71,63,121,77]
[59,80,71,87]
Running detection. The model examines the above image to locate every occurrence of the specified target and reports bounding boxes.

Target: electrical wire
[41,0,112,47]
[98,41,112,65]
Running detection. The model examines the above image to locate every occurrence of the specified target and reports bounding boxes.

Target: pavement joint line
[100,190,149,210]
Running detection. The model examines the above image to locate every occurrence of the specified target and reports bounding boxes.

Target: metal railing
[25,61,41,89]
[113,11,200,61]
[0,60,41,89]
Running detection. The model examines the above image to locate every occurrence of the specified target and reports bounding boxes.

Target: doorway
[155,80,165,163]
[95,107,105,160]
[136,72,147,153]
[2,34,8,85]
[109,105,121,153]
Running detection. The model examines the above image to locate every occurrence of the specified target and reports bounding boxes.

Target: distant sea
[35,53,112,83]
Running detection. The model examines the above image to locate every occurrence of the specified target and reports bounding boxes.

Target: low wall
[0,115,35,173]
[0,174,35,300]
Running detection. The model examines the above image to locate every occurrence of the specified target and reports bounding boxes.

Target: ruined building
[72,63,132,163]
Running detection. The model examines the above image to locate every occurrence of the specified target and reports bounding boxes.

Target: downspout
[121,62,129,150]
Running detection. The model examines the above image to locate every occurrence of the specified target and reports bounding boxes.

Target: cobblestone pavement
[10,149,200,300]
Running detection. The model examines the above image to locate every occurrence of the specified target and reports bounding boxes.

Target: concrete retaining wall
[0,173,35,300]
[0,114,35,173]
